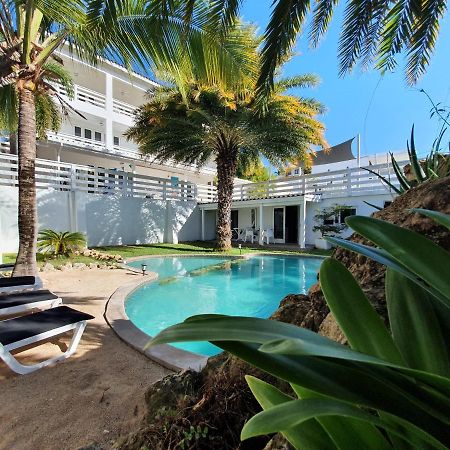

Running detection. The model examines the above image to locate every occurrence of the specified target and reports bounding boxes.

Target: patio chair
[0,305,94,375]
[0,275,43,294]
[0,290,62,317]
[262,228,274,245]
[243,228,256,244]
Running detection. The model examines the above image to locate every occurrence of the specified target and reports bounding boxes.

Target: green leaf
[325,236,448,306]
[385,268,450,377]
[291,385,393,450]
[319,258,404,364]
[390,152,411,191]
[241,398,447,450]
[346,215,450,307]
[246,376,337,450]
[408,126,426,182]
[412,209,450,230]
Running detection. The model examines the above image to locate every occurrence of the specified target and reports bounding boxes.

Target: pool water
[126,255,323,356]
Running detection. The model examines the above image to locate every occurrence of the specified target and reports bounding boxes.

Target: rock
[89,263,98,269]
[83,250,92,257]
[59,262,72,272]
[77,443,101,450]
[114,255,123,262]
[318,313,347,344]
[73,263,87,270]
[43,262,55,272]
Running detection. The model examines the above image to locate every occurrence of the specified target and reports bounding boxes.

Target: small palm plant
[37,230,86,257]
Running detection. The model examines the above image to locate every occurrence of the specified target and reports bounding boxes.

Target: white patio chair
[0,305,94,375]
[0,289,62,317]
[0,275,43,294]
[243,228,256,243]
[261,228,274,245]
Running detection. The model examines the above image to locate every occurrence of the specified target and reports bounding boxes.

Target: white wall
[0,186,201,252]
[305,193,394,245]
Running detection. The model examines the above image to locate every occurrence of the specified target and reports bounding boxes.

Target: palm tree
[37,229,87,256]
[0,0,254,275]
[154,0,447,98]
[127,69,326,250]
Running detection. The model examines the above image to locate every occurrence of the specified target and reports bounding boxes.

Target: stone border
[106,253,325,372]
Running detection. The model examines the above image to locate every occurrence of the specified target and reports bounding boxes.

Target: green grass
[3,242,331,269]
[94,241,332,259]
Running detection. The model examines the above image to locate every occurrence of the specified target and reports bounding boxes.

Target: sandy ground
[0,269,171,450]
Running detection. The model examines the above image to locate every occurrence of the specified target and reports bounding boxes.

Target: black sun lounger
[0,290,62,317]
[0,275,43,293]
[0,306,94,374]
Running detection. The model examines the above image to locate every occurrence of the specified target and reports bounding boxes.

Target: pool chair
[261,228,274,245]
[243,228,256,244]
[0,290,62,317]
[0,305,94,375]
[0,275,43,294]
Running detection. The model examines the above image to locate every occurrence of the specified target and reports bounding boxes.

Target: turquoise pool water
[126,255,323,356]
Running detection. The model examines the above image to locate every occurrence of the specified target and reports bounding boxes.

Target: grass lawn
[95,241,332,259]
[2,242,331,268]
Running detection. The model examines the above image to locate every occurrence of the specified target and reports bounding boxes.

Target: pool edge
[105,273,209,372]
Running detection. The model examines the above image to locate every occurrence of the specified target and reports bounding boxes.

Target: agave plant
[151,209,450,449]
[366,126,450,195]
[37,230,86,257]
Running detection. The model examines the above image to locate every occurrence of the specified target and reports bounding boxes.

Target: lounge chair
[0,290,62,317]
[0,305,94,374]
[0,275,43,293]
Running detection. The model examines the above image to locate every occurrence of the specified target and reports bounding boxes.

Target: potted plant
[313,205,352,249]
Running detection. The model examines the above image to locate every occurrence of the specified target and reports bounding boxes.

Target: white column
[258,204,264,245]
[105,73,114,150]
[201,209,205,240]
[298,196,306,248]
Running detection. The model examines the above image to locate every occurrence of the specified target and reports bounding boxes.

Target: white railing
[53,83,135,118]
[196,161,406,203]
[0,153,197,201]
[113,99,136,118]
[53,83,106,109]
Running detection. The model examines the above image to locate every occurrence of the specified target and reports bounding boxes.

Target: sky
[240,0,450,158]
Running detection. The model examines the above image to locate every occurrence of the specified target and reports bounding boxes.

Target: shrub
[37,229,87,256]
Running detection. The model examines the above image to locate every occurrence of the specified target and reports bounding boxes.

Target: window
[74,126,81,137]
[114,136,120,146]
[95,132,102,142]
[294,168,300,175]
[338,207,356,224]
[84,129,92,139]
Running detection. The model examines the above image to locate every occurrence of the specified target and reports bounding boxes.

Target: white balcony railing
[113,99,136,118]
[45,132,140,158]
[0,153,197,201]
[53,83,136,117]
[195,161,406,203]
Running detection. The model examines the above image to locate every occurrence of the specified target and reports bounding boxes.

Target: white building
[0,55,408,253]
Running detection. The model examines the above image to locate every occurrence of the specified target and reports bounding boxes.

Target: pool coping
[106,253,325,372]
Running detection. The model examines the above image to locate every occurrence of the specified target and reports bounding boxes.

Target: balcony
[52,83,136,119]
[45,132,140,159]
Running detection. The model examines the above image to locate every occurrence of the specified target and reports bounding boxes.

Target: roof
[311,138,355,166]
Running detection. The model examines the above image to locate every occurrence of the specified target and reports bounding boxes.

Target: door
[273,207,285,243]
[285,205,299,244]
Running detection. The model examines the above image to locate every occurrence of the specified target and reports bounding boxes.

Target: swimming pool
[126,255,323,357]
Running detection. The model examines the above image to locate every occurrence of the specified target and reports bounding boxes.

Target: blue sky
[241,0,450,157]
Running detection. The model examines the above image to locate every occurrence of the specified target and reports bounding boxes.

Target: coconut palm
[37,229,86,256]
[156,0,447,97]
[0,0,256,276]
[127,65,326,250]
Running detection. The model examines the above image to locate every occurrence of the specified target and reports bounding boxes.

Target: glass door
[273,207,285,243]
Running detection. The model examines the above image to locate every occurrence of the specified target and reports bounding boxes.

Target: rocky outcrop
[118,178,450,450]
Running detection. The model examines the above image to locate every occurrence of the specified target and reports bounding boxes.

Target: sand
[0,268,171,450]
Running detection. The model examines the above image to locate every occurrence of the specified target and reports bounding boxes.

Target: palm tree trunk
[13,86,38,276]
[215,144,238,251]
